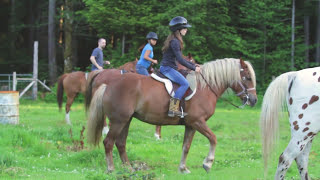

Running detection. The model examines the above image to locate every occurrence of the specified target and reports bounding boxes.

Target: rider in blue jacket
[136,32,158,76]
[160,16,201,117]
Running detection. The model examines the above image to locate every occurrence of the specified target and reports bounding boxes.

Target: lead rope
[199,72,245,109]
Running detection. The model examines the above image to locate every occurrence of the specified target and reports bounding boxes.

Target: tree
[48,0,57,85]
[64,0,74,73]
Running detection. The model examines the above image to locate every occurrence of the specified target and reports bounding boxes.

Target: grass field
[0,99,319,180]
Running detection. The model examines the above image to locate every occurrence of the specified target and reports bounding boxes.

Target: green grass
[0,100,319,180]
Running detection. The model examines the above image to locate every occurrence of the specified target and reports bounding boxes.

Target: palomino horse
[87,58,257,173]
[261,67,320,179]
[57,59,140,125]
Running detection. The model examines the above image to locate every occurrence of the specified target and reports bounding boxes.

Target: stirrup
[177,107,188,118]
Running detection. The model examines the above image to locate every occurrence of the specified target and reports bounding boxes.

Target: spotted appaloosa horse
[260,67,320,179]
[87,58,257,173]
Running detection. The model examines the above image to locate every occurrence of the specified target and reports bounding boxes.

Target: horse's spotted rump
[293,121,298,125]
[306,122,311,125]
[303,127,309,132]
[298,114,304,119]
[313,72,317,76]
[309,95,319,105]
[302,103,308,110]
[289,97,293,105]
[307,132,313,136]
[294,125,299,130]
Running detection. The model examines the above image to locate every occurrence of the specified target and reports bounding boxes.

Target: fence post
[32,41,38,100]
[13,72,16,91]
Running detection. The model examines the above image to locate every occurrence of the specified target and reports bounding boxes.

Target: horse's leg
[65,94,76,125]
[102,114,109,136]
[296,140,313,180]
[103,119,128,173]
[274,138,307,179]
[154,125,161,140]
[115,118,133,171]
[179,125,196,174]
[191,120,217,172]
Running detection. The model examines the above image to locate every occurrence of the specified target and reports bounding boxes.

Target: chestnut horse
[57,59,140,125]
[85,54,197,139]
[87,58,257,173]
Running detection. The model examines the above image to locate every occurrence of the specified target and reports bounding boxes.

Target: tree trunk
[290,0,295,70]
[48,0,57,85]
[8,0,16,59]
[304,12,310,65]
[122,33,125,56]
[316,0,320,64]
[64,0,73,73]
[27,0,35,57]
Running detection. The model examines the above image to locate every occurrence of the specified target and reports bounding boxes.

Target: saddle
[151,69,197,100]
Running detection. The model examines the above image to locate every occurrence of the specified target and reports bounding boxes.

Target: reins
[199,72,247,109]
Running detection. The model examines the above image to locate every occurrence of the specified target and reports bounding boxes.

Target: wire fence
[0,73,33,98]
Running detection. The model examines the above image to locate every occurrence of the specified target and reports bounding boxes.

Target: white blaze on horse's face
[233,62,257,107]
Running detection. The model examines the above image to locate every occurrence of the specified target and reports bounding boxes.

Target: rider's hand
[195,66,201,72]
[195,64,201,67]
[105,61,111,65]
[153,60,158,64]
[98,66,103,70]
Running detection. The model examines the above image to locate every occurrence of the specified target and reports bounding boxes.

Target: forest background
[1,0,320,93]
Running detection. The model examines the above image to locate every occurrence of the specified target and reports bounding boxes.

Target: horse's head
[230,58,257,107]
[178,53,199,71]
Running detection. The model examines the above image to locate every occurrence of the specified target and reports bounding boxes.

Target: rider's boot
[168,98,188,117]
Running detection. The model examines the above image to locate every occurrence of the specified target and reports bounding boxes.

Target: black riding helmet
[169,16,192,32]
[146,32,158,40]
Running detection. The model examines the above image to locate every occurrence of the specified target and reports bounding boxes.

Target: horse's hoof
[179,167,191,174]
[203,164,211,173]
[154,133,161,140]
[105,168,114,174]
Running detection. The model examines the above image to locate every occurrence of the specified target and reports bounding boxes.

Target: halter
[199,69,255,109]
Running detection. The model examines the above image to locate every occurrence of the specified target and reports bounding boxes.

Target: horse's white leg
[65,112,71,125]
[154,125,161,140]
[102,116,109,136]
[296,140,313,180]
[275,139,299,180]
[179,126,196,174]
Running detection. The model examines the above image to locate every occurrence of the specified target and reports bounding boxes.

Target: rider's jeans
[160,66,189,100]
[136,64,149,76]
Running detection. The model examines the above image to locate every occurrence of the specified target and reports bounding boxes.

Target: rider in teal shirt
[136,32,158,76]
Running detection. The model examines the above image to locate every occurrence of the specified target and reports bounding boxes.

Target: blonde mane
[196,58,256,89]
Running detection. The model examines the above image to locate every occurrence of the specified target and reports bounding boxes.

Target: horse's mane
[196,58,256,89]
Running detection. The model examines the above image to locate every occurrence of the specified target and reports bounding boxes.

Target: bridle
[199,68,255,109]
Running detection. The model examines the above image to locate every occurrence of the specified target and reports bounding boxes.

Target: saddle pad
[151,72,197,100]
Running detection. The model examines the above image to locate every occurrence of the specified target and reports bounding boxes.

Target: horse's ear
[240,58,246,68]
[188,53,192,58]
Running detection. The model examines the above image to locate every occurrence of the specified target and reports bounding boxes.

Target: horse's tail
[57,74,68,111]
[85,70,103,112]
[260,71,296,174]
[87,84,107,146]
